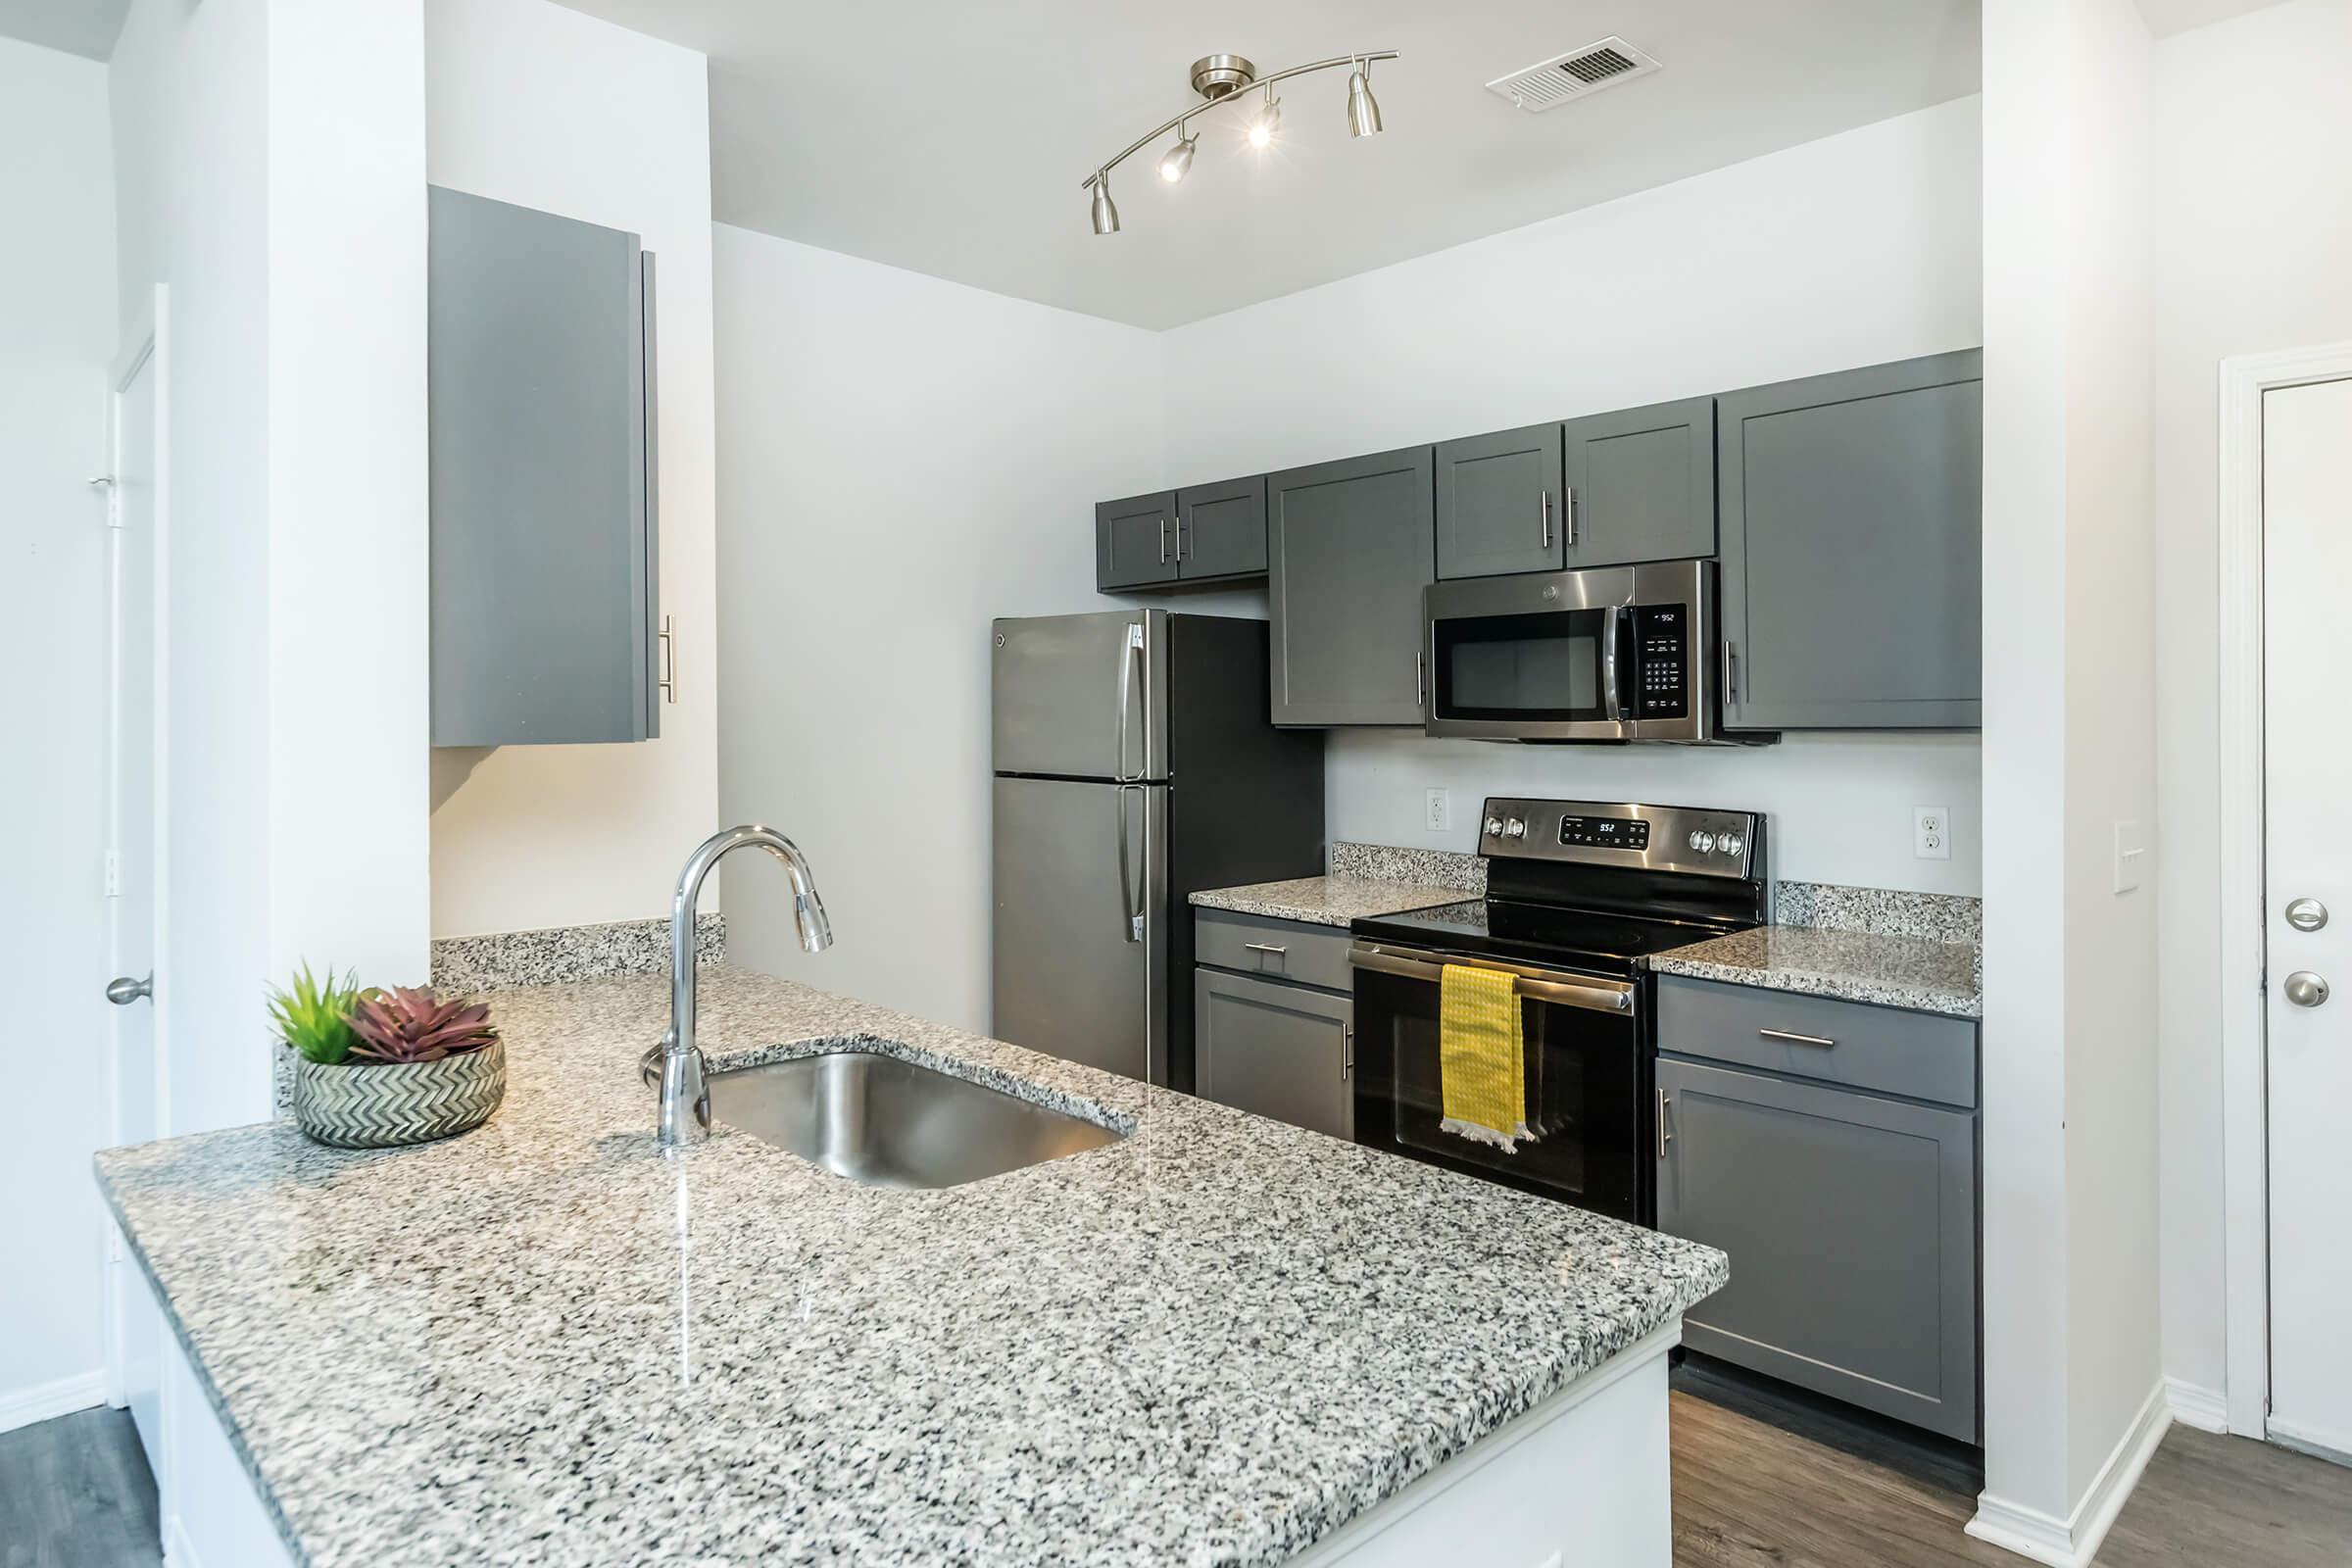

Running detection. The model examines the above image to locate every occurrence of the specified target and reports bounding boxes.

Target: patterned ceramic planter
[290,1040,507,1149]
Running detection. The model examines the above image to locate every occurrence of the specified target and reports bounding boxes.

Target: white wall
[423,0,721,939]
[2148,0,2352,1408]
[1976,0,2160,1547]
[713,227,1164,1032]
[1159,98,1987,895]
[0,33,118,1431]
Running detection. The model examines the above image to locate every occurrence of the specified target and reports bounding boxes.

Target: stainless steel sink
[705,1051,1123,1189]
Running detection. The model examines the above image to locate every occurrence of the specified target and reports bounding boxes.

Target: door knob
[2283,971,2329,1008]
[105,973,153,1005]
[2286,898,2329,932]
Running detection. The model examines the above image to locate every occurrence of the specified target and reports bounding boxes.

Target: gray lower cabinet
[1561,395,1716,568]
[1717,350,1984,729]
[1435,423,1565,580]
[1096,490,1180,590]
[1268,446,1436,725]
[428,185,662,747]
[1195,964,1353,1140]
[1176,476,1268,581]
[1655,979,1980,1443]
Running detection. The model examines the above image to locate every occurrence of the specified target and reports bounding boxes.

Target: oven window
[1351,966,1647,1224]
[1433,609,1606,721]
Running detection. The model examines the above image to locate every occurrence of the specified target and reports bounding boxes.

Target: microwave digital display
[1559,815,1650,850]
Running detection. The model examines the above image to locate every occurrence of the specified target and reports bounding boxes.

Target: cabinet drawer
[1657,974,1976,1108]
[1195,909,1351,993]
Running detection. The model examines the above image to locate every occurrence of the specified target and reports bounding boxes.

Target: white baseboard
[2164,1377,2229,1435]
[164,1516,203,1568]
[2267,1415,2352,1468]
[1967,1381,2172,1567]
[0,1368,108,1435]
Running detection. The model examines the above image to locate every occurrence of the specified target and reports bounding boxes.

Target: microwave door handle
[1599,605,1625,723]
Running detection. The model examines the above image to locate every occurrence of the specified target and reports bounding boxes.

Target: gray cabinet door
[1561,396,1715,567]
[1717,350,1983,729]
[1097,491,1179,590]
[1195,968,1352,1140]
[1268,446,1436,726]
[1656,1056,1979,1442]
[428,185,658,747]
[1435,423,1564,580]
[1176,476,1267,580]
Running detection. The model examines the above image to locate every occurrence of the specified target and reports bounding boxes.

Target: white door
[2263,374,2352,1463]
[106,302,166,1472]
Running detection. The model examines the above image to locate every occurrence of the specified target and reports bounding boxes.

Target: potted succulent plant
[272,964,506,1149]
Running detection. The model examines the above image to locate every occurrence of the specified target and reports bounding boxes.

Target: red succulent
[346,986,500,1064]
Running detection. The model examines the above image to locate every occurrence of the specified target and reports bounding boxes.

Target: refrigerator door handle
[1114,620,1145,782]
[1116,784,1144,943]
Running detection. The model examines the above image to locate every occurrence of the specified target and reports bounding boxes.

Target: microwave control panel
[1631,604,1690,719]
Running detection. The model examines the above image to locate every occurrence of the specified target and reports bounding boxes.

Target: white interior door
[2263,374,2352,1464]
[106,305,166,1472]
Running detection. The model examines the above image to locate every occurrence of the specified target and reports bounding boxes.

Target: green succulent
[269,962,371,1065]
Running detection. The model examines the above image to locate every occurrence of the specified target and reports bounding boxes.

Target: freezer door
[992,611,1167,780]
[992,776,1166,1084]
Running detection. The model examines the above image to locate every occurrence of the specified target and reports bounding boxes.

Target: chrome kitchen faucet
[649,825,833,1150]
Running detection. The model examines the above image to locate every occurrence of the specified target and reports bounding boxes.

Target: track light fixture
[1081,49,1397,233]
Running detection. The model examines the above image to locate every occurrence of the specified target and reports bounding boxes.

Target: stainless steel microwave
[1423,560,1763,744]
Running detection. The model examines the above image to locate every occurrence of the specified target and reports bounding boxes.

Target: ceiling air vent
[1486,36,1661,114]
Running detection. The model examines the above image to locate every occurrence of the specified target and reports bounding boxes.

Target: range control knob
[1688,830,1717,853]
[1718,832,1746,858]
[1485,816,1505,838]
[1503,816,1528,840]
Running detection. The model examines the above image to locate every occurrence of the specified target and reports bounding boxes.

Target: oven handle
[1348,942,1635,1014]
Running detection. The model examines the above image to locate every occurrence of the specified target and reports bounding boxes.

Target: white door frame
[103,284,170,1407]
[2217,339,2352,1440]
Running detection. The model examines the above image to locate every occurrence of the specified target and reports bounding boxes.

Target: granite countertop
[96,967,1727,1568]
[1647,925,1983,1019]
[1188,874,1469,928]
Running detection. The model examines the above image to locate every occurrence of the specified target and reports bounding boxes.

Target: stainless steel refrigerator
[992,610,1324,1092]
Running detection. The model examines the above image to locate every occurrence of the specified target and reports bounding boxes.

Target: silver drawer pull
[1243,943,1289,957]
[1759,1027,1837,1049]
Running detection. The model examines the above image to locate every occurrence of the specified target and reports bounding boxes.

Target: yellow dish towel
[1439,963,1534,1152]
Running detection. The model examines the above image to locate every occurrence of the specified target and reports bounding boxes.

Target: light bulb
[1249,91,1282,149]
[1158,129,1197,183]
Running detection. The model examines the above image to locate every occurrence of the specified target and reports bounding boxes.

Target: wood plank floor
[1672,1369,2352,1568]
[1,1388,2345,1566]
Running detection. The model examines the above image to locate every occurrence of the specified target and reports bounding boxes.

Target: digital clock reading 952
[1558,815,1651,850]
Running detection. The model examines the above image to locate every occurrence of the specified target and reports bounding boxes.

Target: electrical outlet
[1914,806,1951,860]
[1425,788,1453,833]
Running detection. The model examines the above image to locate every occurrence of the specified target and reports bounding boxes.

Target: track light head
[1248,88,1282,149]
[1158,127,1198,183]
[1090,172,1120,235]
[1347,62,1383,137]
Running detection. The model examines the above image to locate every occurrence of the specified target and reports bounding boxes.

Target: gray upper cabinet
[1195,966,1353,1141]
[1561,396,1716,568]
[1268,445,1436,726]
[1717,350,1984,729]
[1176,475,1268,581]
[1096,490,1180,590]
[1656,1054,1979,1443]
[428,185,661,748]
[1435,423,1564,580]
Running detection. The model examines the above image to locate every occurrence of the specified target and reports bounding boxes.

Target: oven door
[1348,941,1650,1225]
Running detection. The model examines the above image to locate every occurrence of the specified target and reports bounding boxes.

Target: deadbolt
[2285,898,2328,933]
[2284,970,2329,1008]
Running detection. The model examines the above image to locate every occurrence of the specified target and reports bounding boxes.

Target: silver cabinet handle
[1158,515,1169,564]
[1561,485,1577,547]
[1415,651,1426,710]
[2286,898,2329,932]
[1344,1023,1354,1080]
[1174,511,1187,562]
[1540,489,1552,550]
[1656,1089,1671,1160]
[1723,639,1740,704]
[2285,971,2329,1008]
[1243,942,1288,957]
[657,614,678,705]
[106,973,153,1005]
[1759,1027,1837,1048]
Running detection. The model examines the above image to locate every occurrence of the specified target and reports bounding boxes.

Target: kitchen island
[96,967,1726,1566]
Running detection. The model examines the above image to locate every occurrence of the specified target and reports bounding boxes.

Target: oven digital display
[1559,815,1650,851]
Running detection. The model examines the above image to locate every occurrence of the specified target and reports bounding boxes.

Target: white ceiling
[2135,0,2292,34]
[0,0,127,59]
[554,0,1982,329]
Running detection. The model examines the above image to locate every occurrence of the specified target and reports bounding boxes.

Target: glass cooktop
[1350,897,1755,977]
